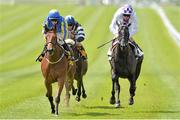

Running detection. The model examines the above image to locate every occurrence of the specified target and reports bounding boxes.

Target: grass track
[0,4,180,119]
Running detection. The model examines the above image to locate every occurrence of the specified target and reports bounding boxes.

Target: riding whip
[97,39,115,49]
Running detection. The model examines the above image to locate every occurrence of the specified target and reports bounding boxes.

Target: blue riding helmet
[65,15,75,26]
[48,9,61,20]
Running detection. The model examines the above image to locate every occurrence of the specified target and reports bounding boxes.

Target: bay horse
[41,30,76,115]
[65,39,88,102]
[109,21,143,108]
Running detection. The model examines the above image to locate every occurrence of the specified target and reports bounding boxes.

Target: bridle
[117,25,129,51]
[44,40,65,64]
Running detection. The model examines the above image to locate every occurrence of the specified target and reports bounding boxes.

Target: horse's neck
[115,44,129,59]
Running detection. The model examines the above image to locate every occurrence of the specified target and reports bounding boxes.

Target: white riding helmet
[122,4,133,15]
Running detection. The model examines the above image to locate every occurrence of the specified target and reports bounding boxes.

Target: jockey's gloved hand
[57,33,65,45]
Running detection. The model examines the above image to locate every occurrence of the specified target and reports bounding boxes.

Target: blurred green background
[0,0,180,119]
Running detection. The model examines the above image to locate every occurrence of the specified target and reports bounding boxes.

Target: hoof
[110,96,115,104]
[115,100,120,108]
[55,112,59,116]
[51,110,55,114]
[72,89,77,95]
[129,98,134,105]
[75,96,81,102]
[82,93,87,98]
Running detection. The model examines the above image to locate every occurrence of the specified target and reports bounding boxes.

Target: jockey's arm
[56,19,67,42]
[61,19,67,41]
[42,18,54,34]
[129,12,138,38]
[109,7,122,36]
[76,26,85,42]
[77,37,84,42]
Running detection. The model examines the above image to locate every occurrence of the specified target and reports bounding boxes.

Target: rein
[45,53,65,64]
[45,41,65,64]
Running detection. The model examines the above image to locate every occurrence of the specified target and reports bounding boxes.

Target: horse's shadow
[61,105,125,117]
[83,105,125,109]
[62,111,120,117]
[134,110,180,113]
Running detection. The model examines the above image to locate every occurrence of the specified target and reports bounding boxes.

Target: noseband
[44,40,65,64]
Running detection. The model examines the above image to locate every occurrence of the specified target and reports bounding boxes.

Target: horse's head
[116,21,130,51]
[45,31,57,55]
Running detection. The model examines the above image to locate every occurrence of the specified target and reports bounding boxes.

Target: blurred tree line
[0,0,179,6]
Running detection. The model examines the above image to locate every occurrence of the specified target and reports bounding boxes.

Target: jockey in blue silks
[36,9,74,62]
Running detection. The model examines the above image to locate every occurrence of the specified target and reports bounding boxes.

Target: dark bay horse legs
[73,77,87,101]
[128,76,136,105]
[72,85,77,95]
[45,82,55,114]
[81,80,87,98]
[115,79,120,108]
[76,77,82,102]
[110,72,117,105]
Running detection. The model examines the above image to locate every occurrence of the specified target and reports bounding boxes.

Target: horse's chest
[45,64,67,79]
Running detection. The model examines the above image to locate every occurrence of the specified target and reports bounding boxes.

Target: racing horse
[65,39,88,102]
[109,21,143,108]
[41,30,76,115]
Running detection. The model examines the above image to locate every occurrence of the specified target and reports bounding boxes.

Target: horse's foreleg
[72,85,77,95]
[76,77,82,102]
[110,72,117,105]
[115,80,120,108]
[128,76,136,105]
[55,79,64,115]
[45,82,55,114]
[81,79,87,99]
[64,80,71,107]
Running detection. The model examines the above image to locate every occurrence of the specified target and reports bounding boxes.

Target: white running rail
[151,3,180,46]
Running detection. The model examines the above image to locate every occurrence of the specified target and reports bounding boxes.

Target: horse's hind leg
[82,79,87,99]
[76,77,82,102]
[72,85,77,95]
[55,79,65,115]
[45,82,55,114]
[110,72,117,105]
[128,77,136,105]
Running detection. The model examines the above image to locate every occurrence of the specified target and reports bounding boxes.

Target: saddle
[65,39,87,60]
[111,39,138,54]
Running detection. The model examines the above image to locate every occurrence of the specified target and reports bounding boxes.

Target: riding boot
[79,45,87,60]
[133,43,143,60]
[62,43,75,61]
[36,46,46,62]
[76,43,87,60]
